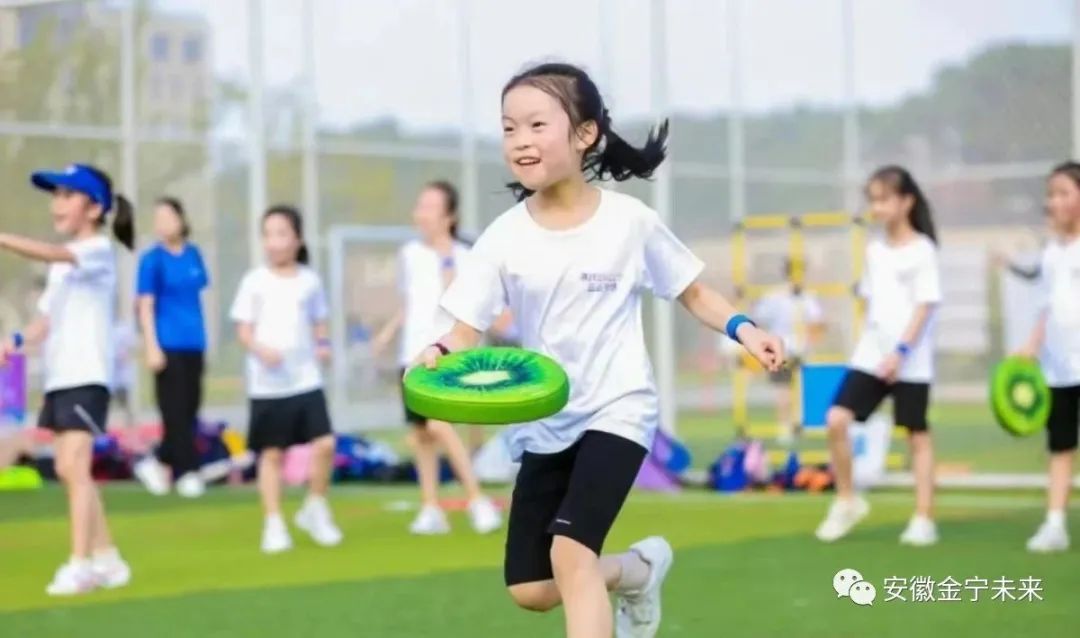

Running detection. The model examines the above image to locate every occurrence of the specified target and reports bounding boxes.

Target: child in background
[231,205,343,554]
[0,163,135,594]
[1020,161,1080,553]
[815,166,942,547]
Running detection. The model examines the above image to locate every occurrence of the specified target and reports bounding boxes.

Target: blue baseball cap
[30,164,113,214]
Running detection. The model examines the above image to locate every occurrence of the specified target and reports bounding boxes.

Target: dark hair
[501,62,668,201]
[156,196,191,239]
[867,165,937,244]
[83,165,134,251]
[424,180,460,239]
[263,204,309,265]
[1050,161,1080,190]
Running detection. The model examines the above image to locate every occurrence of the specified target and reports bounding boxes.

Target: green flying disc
[990,356,1052,437]
[403,347,570,425]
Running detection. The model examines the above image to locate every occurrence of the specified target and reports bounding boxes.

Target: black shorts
[38,385,110,434]
[1047,385,1080,453]
[399,367,427,426]
[831,369,931,431]
[503,430,647,586]
[248,389,333,451]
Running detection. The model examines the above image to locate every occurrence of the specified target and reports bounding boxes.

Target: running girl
[1020,161,1080,553]
[0,163,134,595]
[412,62,784,638]
[815,166,942,547]
[230,205,343,554]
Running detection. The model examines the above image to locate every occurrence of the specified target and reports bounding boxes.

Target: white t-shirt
[398,239,471,366]
[849,234,942,383]
[230,266,329,399]
[440,189,704,460]
[38,235,117,392]
[1038,236,1080,387]
[752,288,823,358]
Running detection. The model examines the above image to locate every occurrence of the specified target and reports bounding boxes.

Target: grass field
[2,485,1078,638]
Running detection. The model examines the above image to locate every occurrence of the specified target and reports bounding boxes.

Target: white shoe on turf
[133,457,170,496]
[409,504,450,535]
[175,472,206,499]
[46,560,98,596]
[899,516,939,546]
[261,515,293,554]
[91,551,132,589]
[1027,521,1069,553]
[467,497,502,535]
[815,495,870,542]
[295,497,344,547]
[615,536,674,638]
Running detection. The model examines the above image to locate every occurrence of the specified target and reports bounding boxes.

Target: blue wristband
[896,342,912,357]
[725,314,755,343]
[12,332,23,349]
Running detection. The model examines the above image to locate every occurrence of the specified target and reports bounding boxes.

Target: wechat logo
[834,568,876,607]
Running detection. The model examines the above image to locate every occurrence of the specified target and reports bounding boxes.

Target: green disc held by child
[403,347,570,425]
[990,356,1052,437]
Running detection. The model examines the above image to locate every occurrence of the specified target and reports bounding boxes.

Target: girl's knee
[549,536,598,576]
[507,582,559,612]
[826,408,852,436]
[311,435,335,454]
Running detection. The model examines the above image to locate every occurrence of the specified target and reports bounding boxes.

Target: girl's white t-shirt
[230,266,329,399]
[439,189,704,461]
[849,234,942,383]
[1038,236,1080,387]
[398,239,471,366]
[38,235,117,392]
[752,289,824,358]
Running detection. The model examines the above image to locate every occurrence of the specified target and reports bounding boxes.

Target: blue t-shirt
[136,243,209,352]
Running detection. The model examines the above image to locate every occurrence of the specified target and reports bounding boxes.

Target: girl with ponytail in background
[0,163,135,595]
[230,205,343,554]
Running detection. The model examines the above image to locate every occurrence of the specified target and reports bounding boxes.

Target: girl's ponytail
[112,194,135,251]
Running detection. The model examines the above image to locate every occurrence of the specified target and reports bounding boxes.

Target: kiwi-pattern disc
[990,356,1052,437]
[403,347,571,425]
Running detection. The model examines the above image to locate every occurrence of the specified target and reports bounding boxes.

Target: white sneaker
[45,560,98,596]
[899,516,939,546]
[133,457,170,496]
[615,536,674,638]
[815,495,870,542]
[295,497,344,547]
[1027,521,1069,553]
[175,473,206,499]
[261,515,293,554]
[91,551,131,589]
[467,497,502,535]
[409,504,450,535]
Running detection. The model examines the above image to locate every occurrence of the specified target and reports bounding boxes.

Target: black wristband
[432,342,450,356]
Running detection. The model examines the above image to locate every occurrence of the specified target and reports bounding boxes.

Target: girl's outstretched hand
[737,324,785,372]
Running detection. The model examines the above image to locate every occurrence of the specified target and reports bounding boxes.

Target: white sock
[266,513,285,526]
[92,546,120,563]
[911,514,933,525]
[615,550,652,594]
[70,556,92,571]
[304,494,327,508]
[1047,509,1066,528]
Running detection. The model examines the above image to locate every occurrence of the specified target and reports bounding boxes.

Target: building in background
[2,0,209,128]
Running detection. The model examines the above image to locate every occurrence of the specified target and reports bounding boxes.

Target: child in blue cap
[0,163,136,596]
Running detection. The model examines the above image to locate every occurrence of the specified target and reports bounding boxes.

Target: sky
[155,0,1072,137]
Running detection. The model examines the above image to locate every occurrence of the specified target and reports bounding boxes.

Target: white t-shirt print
[1037,236,1080,387]
[440,189,705,460]
[397,239,472,366]
[849,234,942,383]
[230,266,329,399]
[38,235,117,392]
